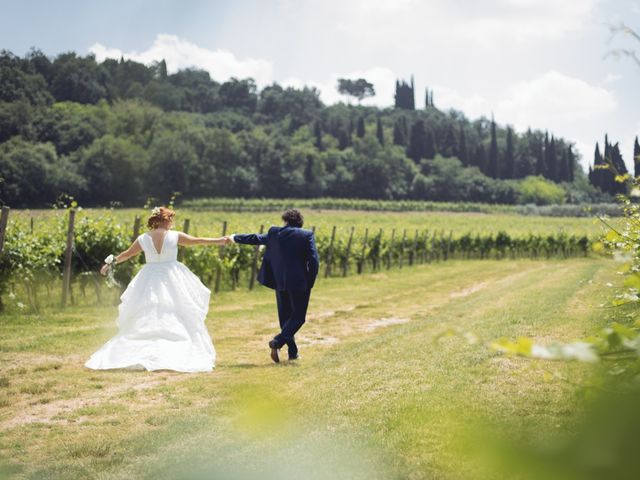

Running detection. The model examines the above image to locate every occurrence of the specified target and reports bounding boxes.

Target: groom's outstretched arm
[230,231,269,245]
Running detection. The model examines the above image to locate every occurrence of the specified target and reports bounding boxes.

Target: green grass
[0,257,625,479]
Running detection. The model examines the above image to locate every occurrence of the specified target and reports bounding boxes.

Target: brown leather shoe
[268,340,280,363]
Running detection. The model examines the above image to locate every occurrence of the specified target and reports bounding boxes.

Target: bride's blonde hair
[147,207,175,229]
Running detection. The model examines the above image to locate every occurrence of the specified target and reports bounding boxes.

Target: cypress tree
[337,120,350,150]
[393,117,406,146]
[590,141,616,194]
[458,126,468,166]
[567,146,575,182]
[401,116,409,143]
[158,59,168,80]
[610,142,628,194]
[487,117,499,178]
[394,77,415,110]
[356,116,365,138]
[547,136,557,181]
[442,124,457,158]
[543,132,550,179]
[425,129,436,159]
[610,142,628,176]
[558,149,569,182]
[376,116,384,145]
[504,127,515,178]
[407,120,427,162]
[410,76,415,110]
[535,134,544,176]
[634,136,640,177]
[425,88,433,108]
[475,144,487,174]
[592,142,604,192]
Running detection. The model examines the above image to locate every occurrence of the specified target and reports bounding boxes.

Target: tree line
[0,49,608,207]
[587,134,640,196]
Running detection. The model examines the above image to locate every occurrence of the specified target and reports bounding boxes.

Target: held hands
[220,236,234,246]
[100,264,110,276]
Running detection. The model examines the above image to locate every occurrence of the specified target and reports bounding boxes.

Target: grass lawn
[0,257,622,479]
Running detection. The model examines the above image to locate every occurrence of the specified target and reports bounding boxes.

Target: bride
[85,207,228,373]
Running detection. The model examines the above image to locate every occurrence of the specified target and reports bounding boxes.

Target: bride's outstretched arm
[177,232,229,247]
[99,240,142,275]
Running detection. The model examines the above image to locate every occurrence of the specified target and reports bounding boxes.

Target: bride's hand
[100,264,110,276]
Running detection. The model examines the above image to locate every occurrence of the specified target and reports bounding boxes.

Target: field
[10,207,607,238]
[1,208,628,478]
[0,254,625,479]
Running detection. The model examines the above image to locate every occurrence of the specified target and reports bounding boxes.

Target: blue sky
[2,0,639,170]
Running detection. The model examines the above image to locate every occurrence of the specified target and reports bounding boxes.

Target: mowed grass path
[0,258,619,479]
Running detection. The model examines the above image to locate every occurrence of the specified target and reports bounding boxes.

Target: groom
[228,209,319,363]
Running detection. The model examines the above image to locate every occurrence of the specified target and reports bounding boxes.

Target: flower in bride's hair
[151,206,161,216]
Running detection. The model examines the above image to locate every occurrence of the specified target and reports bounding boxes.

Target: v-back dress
[85,230,216,372]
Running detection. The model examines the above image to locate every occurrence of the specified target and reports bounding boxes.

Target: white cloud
[603,73,623,83]
[493,71,617,167]
[429,85,490,119]
[496,70,617,129]
[327,0,599,48]
[351,0,415,14]
[89,34,274,86]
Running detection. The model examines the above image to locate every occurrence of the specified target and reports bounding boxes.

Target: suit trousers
[274,289,311,355]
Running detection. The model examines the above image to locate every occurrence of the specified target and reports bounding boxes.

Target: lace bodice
[138,230,179,263]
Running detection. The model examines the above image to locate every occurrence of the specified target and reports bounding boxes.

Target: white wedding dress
[85,230,216,372]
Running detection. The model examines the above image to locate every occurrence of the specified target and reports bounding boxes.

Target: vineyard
[0,206,597,313]
[184,197,623,217]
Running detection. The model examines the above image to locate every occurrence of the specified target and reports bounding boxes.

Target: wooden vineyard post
[30,217,34,234]
[342,226,355,277]
[399,229,407,268]
[422,230,429,263]
[387,229,395,270]
[177,218,190,261]
[438,230,445,262]
[61,209,76,308]
[214,221,228,293]
[357,228,369,274]
[410,229,418,266]
[324,225,337,278]
[132,216,141,241]
[375,228,383,271]
[0,207,8,311]
[0,206,9,255]
[249,225,264,290]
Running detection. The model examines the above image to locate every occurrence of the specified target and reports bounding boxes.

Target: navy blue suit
[233,225,319,356]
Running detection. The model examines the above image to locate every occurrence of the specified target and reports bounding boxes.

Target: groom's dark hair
[282,209,304,228]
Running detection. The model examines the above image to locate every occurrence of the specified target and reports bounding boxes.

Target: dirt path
[0,260,598,432]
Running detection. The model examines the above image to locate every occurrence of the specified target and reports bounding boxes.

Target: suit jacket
[233,226,319,291]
